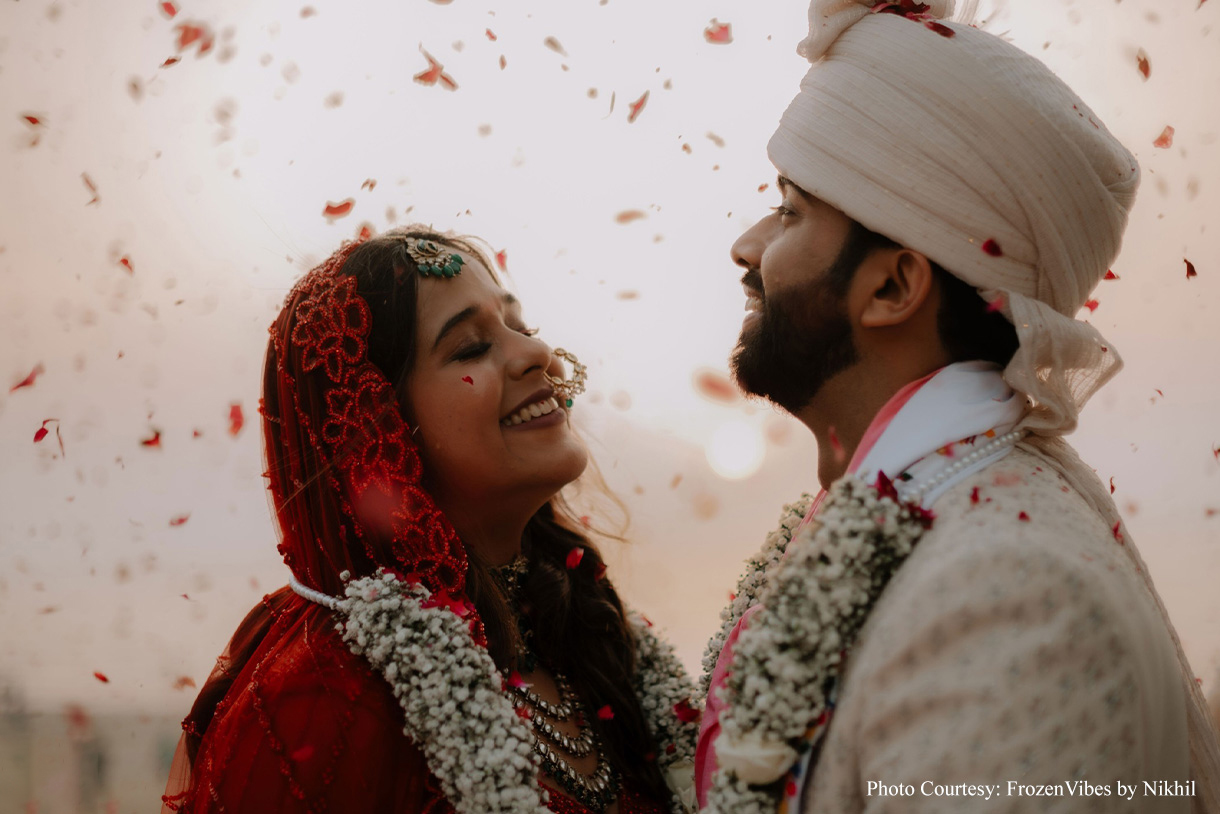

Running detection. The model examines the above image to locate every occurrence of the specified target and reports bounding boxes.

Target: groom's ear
[854,248,937,330]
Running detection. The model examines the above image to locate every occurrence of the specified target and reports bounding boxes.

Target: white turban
[768,0,1139,438]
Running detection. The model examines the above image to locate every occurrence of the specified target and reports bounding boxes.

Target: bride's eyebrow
[431,292,519,351]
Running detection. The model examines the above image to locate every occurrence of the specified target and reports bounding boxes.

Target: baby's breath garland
[330,571,700,814]
[705,474,933,814]
[698,494,815,701]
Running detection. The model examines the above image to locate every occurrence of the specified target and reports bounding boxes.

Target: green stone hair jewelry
[405,237,464,278]
[546,348,587,408]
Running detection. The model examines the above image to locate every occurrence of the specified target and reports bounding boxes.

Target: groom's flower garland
[697,494,816,701]
[704,475,934,814]
[336,571,701,814]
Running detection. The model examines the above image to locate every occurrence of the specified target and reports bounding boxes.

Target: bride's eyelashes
[450,326,541,363]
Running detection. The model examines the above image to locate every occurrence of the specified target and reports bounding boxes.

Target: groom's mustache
[741,268,764,299]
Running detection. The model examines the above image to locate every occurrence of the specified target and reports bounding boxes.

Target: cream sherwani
[802,447,1192,813]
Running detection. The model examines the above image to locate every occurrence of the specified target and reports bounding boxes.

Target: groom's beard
[731,268,859,415]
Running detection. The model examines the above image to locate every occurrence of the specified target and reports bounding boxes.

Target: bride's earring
[546,348,587,407]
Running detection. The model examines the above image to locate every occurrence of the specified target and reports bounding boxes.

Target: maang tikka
[547,348,587,408]
[405,237,465,279]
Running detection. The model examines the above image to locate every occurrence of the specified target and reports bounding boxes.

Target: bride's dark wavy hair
[188,227,668,801]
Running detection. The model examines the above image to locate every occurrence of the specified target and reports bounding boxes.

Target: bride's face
[404,252,588,519]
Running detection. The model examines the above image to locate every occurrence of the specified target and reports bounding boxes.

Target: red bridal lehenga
[161,239,671,814]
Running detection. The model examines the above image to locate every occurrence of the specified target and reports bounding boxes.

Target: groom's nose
[730,217,769,274]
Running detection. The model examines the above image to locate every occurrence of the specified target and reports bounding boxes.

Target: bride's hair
[187,227,667,800]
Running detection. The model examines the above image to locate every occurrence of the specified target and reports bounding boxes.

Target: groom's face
[729,178,862,414]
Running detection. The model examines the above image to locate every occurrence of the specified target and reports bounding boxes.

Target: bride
[161,227,699,813]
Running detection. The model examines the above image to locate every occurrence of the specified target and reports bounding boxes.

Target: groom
[695,2,1219,812]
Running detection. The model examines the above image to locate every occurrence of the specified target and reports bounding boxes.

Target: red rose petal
[141,429,162,448]
[172,676,196,690]
[827,425,846,463]
[1185,258,1198,279]
[118,255,134,274]
[1153,126,1175,149]
[1212,444,1219,462]
[461,376,473,385]
[323,199,355,218]
[1083,299,1099,313]
[228,402,244,436]
[565,547,585,569]
[486,29,497,41]
[924,20,955,37]
[81,173,99,205]
[1112,521,1124,544]
[1104,269,1119,280]
[34,427,50,443]
[93,671,110,683]
[175,22,207,51]
[169,514,190,526]
[704,19,733,44]
[674,699,700,723]
[579,515,591,527]
[495,249,508,272]
[1136,50,1151,80]
[22,114,43,126]
[508,671,529,689]
[161,56,181,68]
[615,209,647,224]
[10,363,45,393]
[596,705,614,720]
[1018,511,1031,522]
[969,486,980,505]
[413,49,458,90]
[981,238,1003,257]
[693,368,740,404]
[356,222,374,241]
[160,1,178,18]
[627,91,649,124]
[1109,476,1116,494]
[985,294,1005,314]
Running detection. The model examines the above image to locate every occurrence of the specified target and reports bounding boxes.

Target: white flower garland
[333,571,701,814]
[697,494,815,701]
[704,476,933,814]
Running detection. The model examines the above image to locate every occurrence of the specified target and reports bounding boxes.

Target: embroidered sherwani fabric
[800,447,1191,813]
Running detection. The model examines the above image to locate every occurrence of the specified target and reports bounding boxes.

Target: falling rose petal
[1154,389,1165,399]
[34,426,50,443]
[1153,125,1175,149]
[323,198,355,219]
[543,36,567,56]
[360,178,377,191]
[693,368,740,404]
[597,705,614,720]
[704,19,733,44]
[81,173,99,204]
[119,255,134,274]
[175,22,207,51]
[925,20,955,37]
[499,55,507,70]
[495,249,508,272]
[565,547,585,569]
[627,91,649,124]
[1109,476,1116,494]
[616,290,640,300]
[827,426,846,463]
[140,429,162,448]
[356,222,375,241]
[10,363,45,393]
[1112,521,1124,544]
[1083,299,1099,313]
[508,671,530,689]
[1185,258,1198,279]
[22,114,44,126]
[93,671,110,683]
[981,238,1003,257]
[461,376,473,385]
[1136,50,1151,80]
[969,486,980,505]
[486,29,497,41]
[291,745,315,762]
[228,402,244,436]
[300,6,317,18]
[160,1,178,18]
[985,294,1006,314]
[161,56,181,68]
[413,49,458,90]
[1018,511,1031,522]
[615,210,647,224]
[172,676,196,690]
[579,515,592,528]
[1104,269,1119,280]
[169,514,191,526]
[674,699,700,723]
[594,562,607,582]
[1212,444,1219,462]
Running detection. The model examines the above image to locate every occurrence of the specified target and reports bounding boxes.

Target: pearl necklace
[289,574,342,611]
[903,429,1026,502]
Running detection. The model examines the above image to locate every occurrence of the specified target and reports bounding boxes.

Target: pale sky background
[0,0,1217,717]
